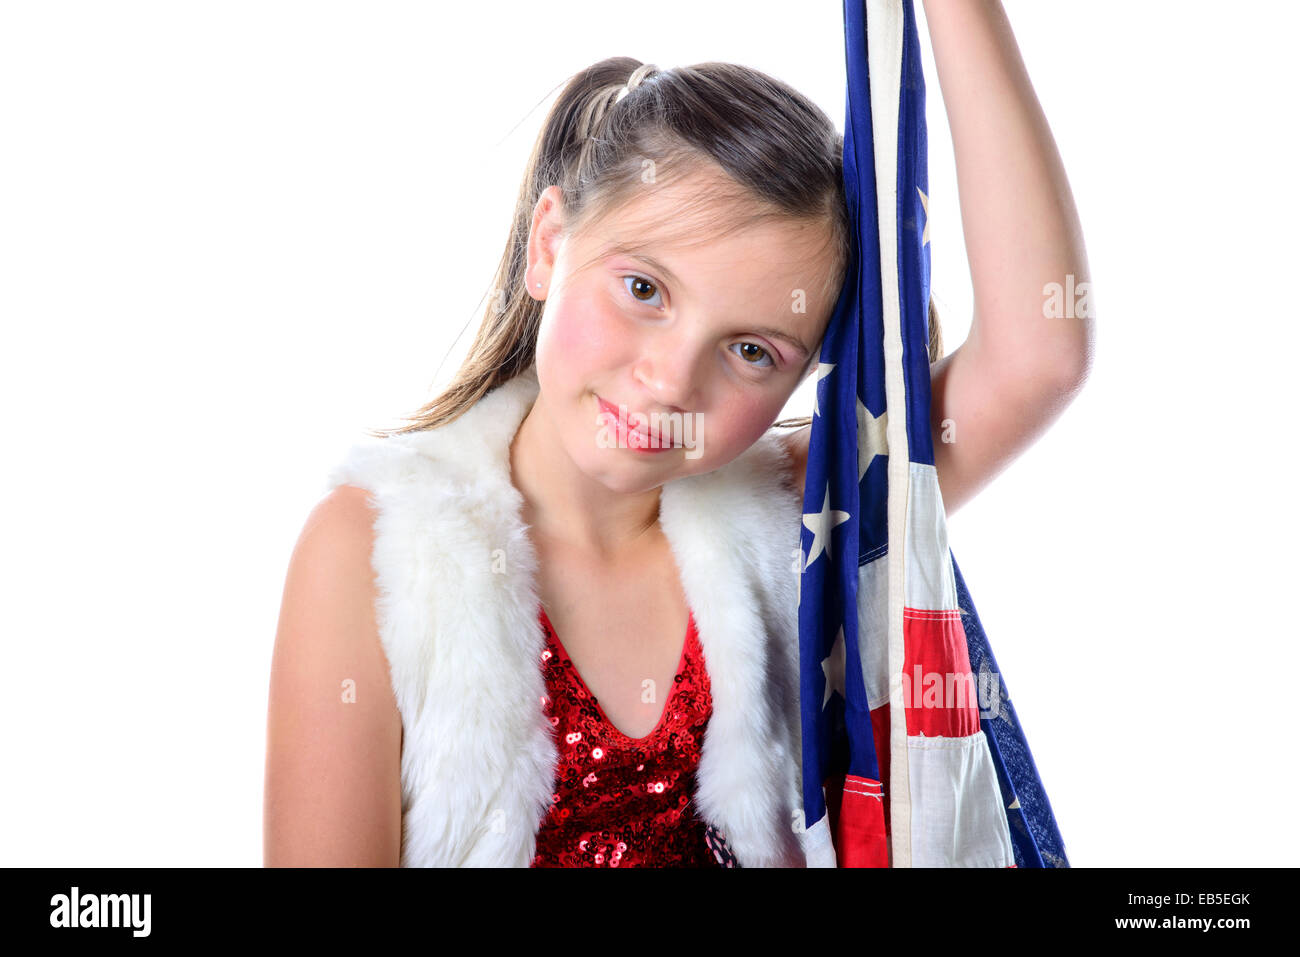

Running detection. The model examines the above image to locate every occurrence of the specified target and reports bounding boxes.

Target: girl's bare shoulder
[264,483,401,867]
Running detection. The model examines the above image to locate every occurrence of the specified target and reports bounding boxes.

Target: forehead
[576,170,839,311]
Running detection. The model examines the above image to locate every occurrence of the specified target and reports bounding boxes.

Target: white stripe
[907,733,1015,867]
[904,462,959,609]
[857,557,891,708]
[865,0,912,868]
[801,810,839,868]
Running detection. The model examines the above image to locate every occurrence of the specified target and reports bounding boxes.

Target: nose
[632,329,701,412]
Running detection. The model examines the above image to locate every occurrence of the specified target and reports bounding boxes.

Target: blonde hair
[369,56,943,438]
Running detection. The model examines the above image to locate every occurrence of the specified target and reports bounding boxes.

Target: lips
[596,395,678,449]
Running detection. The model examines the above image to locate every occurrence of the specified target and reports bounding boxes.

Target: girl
[264,3,1091,868]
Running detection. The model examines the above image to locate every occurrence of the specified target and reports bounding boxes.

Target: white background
[2,0,1296,867]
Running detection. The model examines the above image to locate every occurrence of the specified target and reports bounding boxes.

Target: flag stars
[917,187,930,246]
[856,397,888,482]
[811,362,836,417]
[802,485,851,568]
[821,625,847,710]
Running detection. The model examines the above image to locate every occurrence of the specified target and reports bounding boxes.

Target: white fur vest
[324,365,838,867]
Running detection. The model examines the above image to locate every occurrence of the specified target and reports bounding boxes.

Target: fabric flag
[794,0,1069,867]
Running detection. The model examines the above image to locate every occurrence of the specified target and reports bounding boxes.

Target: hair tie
[615,64,657,104]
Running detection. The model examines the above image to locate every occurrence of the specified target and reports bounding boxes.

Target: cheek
[536,293,622,377]
[698,395,787,464]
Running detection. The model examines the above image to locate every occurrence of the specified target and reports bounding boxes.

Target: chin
[578,452,672,494]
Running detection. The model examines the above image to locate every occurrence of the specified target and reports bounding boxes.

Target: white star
[856,396,888,483]
[821,625,847,710]
[917,187,930,246]
[802,485,851,569]
[811,361,835,417]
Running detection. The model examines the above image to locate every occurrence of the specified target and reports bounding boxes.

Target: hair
[369,56,943,438]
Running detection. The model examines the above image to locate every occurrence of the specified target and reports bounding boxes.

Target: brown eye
[623,275,662,307]
[731,342,774,368]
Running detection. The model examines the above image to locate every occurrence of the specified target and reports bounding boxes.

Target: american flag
[795,0,1068,868]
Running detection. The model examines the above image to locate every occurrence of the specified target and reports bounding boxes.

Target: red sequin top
[530,605,739,868]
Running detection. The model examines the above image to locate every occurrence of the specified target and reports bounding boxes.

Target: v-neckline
[539,605,695,744]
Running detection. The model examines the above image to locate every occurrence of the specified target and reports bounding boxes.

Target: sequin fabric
[530,605,739,868]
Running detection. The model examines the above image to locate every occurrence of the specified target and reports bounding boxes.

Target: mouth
[595,394,681,451]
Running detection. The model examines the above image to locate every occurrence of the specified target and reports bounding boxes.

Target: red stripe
[870,702,891,815]
[824,772,889,867]
[903,607,979,736]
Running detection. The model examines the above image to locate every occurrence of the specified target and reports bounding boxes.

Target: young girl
[264,5,1090,867]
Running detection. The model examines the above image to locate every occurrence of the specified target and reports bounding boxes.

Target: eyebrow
[615,250,814,360]
[621,251,684,290]
[749,325,812,359]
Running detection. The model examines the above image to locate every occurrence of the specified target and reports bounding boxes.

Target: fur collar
[326,365,836,867]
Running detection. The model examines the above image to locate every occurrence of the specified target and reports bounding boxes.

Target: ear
[527,186,566,298]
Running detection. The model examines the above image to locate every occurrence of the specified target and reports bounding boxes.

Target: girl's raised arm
[921,0,1094,515]
[263,485,403,867]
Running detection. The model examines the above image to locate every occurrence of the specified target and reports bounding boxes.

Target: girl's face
[527,175,837,495]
